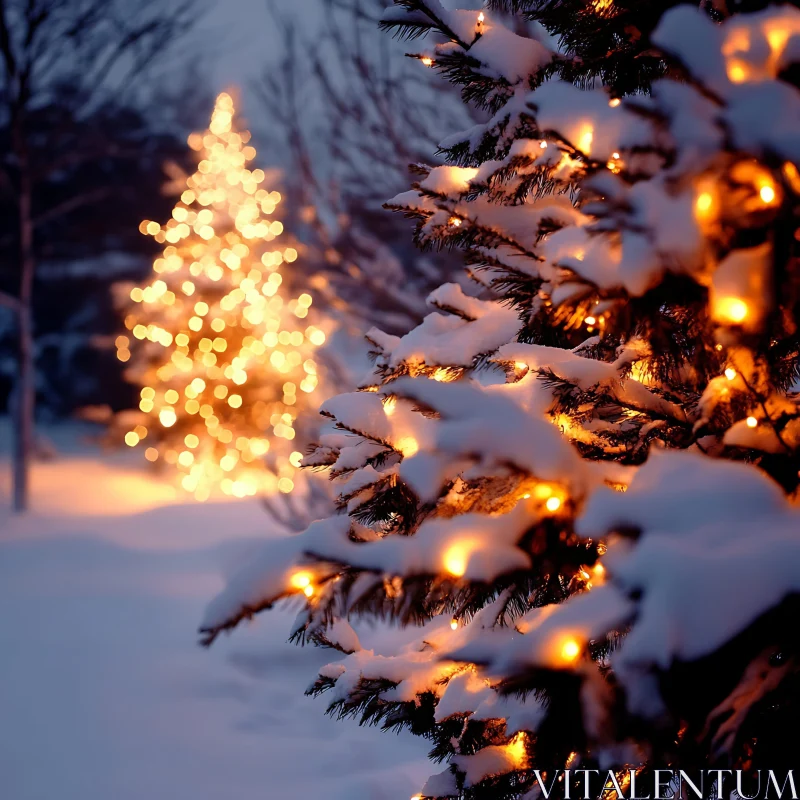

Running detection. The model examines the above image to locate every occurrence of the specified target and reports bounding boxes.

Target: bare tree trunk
[13,121,35,513]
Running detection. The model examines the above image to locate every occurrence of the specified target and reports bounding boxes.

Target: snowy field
[0,424,429,800]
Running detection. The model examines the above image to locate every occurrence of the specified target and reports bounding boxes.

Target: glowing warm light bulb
[608,98,621,107]
[290,571,312,590]
[746,416,758,428]
[759,185,776,204]
[561,638,581,663]
[396,436,419,457]
[421,57,433,67]
[718,297,748,324]
[506,732,528,767]
[725,368,737,381]
[545,496,562,513]
[383,396,397,416]
[783,162,800,193]
[585,316,597,326]
[477,11,484,24]
[539,140,548,149]
[450,618,459,631]
[303,585,314,598]
[728,63,747,83]
[444,545,468,577]
[578,125,593,154]
[696,192,714,216]
[159,408,177,428]
[593,562,605,578]
[449,217,462,228]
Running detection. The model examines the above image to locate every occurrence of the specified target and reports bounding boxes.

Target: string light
[119,92,324,500]
[560,638,581,663]
[606,152,622,174]
[717,297,749,324]
[545,496,562,512]
[383,396,397,416]
[746,416,758,428]
[506,732,528,767]
[449,216,462,228]
[696,191,714,218]
[578,124,594,154]
[421,57,433,67]
[608,98,621,107]
[396,436,419,457]
[432,368,454,382]
[450,618,459,631]
[290,571,313,590]
[725,368,737,380]
[444,544,468,577]
[782,162,800,193]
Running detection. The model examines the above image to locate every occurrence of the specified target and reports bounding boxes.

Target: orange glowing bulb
[561,638,581,663]
[290,571,312,590]
[545,496,562,512]
[719,298,748,324]
[760,185,776,204]
[444,545,468,577]
[728,63,747,83]
[696,192,714,215]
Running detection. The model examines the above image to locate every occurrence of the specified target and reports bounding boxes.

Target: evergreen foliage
[202,3,800,797]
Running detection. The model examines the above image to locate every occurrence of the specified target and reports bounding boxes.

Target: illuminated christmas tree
[117,92,327,501]
[201,4,800,798]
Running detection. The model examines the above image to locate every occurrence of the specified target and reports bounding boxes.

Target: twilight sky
[198,0,322,122]
[197,0,483,107]
[191,0,484,163]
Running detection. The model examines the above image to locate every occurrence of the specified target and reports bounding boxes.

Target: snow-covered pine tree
[117,92,328,501]
[201,4,800,796]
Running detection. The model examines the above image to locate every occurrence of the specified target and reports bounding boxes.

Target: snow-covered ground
[0,424,429,800]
